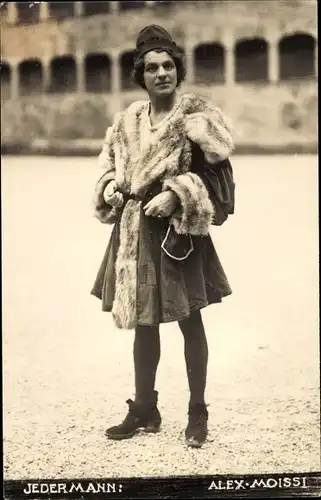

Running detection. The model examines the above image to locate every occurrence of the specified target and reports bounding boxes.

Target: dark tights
[133,310,208,406]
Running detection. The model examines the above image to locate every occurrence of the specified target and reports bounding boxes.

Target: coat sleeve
[92,123,120,224]
[162,169,215,235]
[161,142,235,235]
[195,157,235,227]
[160,103,234,235]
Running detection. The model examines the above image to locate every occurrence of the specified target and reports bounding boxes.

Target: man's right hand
[103,180,124,208]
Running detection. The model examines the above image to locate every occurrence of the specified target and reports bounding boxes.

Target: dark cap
[134,24,179,60]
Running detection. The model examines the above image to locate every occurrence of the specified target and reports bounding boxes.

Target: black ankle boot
[185,403,208,448]
[105,391,161,440]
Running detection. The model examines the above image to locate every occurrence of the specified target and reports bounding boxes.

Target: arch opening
[194,43,225,84]
[279,33,315,80]
[120,51,136,90]
[83,2,111,16]
[85,53,111,92]
[48,2,74,21]
[50,56,77,93]
[1,62,11,100]
[19,59,43,96]
[235,38,268,82]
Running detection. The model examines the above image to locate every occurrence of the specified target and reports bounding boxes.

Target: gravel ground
[2,154,320,479]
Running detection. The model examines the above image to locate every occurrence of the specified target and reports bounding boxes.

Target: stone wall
[0,1,317,60]
[1,80,317,153]
[0,0,317,153]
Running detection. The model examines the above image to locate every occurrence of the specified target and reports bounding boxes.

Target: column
[223,30,235,86]
[39,2,50,22]
[75,52,85,93]
[7,2,18,24]
[268,39,279,83]
[225,45,235,86]
[109,50,121,114]
[110,51,121,94]
[184,40,195,85]
[109,1,120,14]
[11,61,19,100]
[42,59,52,93]
[74,2,84,17]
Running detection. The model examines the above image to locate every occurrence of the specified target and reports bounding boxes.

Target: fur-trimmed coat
[91,93,235,330]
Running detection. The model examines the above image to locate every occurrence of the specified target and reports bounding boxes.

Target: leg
[178,310,208,407]
[178,310,209,447]
[134,324,161,404]
[105,324,162,440]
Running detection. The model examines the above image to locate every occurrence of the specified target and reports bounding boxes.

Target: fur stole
[93,93,234,329]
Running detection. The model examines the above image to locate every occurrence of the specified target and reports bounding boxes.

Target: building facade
[0,0,318,151]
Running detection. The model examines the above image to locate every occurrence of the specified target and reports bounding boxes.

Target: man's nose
[157,66,167,78]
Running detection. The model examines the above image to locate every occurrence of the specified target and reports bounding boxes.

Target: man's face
[143,50,178,97]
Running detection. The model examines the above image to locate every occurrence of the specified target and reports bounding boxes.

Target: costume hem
[90,290,232,326]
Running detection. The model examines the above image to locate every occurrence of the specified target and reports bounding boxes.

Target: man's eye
[164,63,174,70]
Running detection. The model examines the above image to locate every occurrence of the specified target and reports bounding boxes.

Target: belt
[119,182,162,205]
[120,192,144,203]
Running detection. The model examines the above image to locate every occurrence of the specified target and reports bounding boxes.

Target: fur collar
[107,92,234,198]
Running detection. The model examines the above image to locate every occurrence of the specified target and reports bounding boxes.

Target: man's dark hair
[130,47,186,90]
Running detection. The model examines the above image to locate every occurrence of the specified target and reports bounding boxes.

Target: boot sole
[106,429,138,440]
[143,425,161,433]
[106,425,161,440]
[185,438,206,448]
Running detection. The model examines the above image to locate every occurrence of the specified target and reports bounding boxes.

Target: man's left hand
[143,191,179,218]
